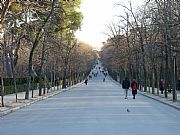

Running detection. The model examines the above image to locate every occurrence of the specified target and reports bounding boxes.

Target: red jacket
[131,81,137,90]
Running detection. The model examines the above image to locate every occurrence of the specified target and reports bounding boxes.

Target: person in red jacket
[131,79,138,99]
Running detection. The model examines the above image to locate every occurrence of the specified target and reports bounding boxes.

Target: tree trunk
[39,77,43,96]
[1,77,5,107]
[53,64,56,91]
[26,43,37,99]
[26,0,55,99]
[25,76,31,99]
[152,66,155,94]
[50,68,53,92]
[140,37,147,92]
[4,33,13,77]
[164,31,169,98]
[172,54,177,101]
[32,76,34,98]
[10,50,18,102]
[157,69,160,96]
[62,62,68,89]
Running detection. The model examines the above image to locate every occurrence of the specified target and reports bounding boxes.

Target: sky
[75,0,144,50]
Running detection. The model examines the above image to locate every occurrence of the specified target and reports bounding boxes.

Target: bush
[0,78,28,86]
[0,77,50,95]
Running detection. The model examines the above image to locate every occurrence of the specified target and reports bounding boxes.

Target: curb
[0,85,75,117]
[139,92,180,111]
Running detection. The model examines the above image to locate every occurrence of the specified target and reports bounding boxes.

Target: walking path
[1,66,180,117]
[0,86,77,116]
[1,63,180,135]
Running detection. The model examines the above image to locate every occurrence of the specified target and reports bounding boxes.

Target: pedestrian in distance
[178,77,180,90]
[89,75,92,80]
[84,79,88,85]
[103,78,105,82]
[159,79,164,94]
[131,79,138,99]
[122,77,130,99]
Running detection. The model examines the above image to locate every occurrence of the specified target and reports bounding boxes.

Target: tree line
[101,0,180,101]
[0,0,97,107]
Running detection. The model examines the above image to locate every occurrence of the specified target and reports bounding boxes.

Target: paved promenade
[0,65,180,135]
[0,86,69,116]
[1,68,180,117]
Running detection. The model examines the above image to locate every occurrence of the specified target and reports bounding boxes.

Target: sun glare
[75,0,144,51]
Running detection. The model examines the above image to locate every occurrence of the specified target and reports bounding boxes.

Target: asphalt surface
[0,67,180,135]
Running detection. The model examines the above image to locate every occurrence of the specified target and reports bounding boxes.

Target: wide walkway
[0,64,180,135]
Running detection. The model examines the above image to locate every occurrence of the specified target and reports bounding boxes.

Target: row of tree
[101,0,180,101]
[0,1,97,107]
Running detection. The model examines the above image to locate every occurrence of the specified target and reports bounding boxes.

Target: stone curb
[139,92,180,111]
[0,84,78,117]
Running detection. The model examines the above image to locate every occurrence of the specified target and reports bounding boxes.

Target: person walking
[178,78,180,90]
[131,79,138,99]
[84,79,88,85]
[122,77,130,99]
[159,79,164,94]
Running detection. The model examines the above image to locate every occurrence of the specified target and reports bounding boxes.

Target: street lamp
[11,49,18,102]
[43,59,47,95]
[172,51,177,101]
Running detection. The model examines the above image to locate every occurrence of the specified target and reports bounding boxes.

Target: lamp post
[12,49,18,102]
[172,52,177,101]
[43,59,47,95]
[0,43,4,106]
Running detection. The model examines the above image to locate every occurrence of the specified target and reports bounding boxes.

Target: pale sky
[75,0,144,50]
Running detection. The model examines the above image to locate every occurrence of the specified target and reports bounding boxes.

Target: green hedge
[1,83,39,95]
[0,78,26,86]
[0,77,40,86]
[0,77,54,95]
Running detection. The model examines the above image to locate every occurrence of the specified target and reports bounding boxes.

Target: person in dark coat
[159,79,164,94]
[122,77,130,99]
[84,79,88,85]
[178,78,180,90]
[131,79,138,99]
